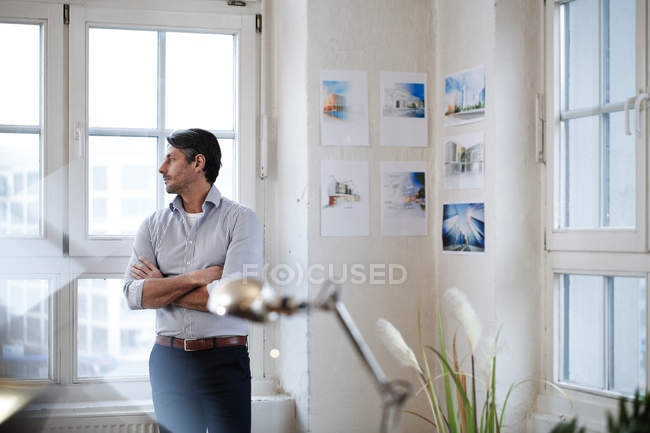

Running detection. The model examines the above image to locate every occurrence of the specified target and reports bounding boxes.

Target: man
[122,128,262,433]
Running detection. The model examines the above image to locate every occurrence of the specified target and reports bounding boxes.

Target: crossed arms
[130,257,222,312]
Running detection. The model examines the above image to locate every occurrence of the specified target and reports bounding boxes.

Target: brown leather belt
[156,335,247,352]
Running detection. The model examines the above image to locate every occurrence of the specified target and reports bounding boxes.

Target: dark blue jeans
[149,343,251,433]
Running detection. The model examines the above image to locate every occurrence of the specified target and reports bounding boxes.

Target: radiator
[20,415,159,433]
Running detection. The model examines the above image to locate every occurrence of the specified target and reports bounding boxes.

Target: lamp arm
[331,299,389,389]
[327,293,412,433]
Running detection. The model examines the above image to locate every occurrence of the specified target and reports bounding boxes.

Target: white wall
[267,0,545,431]
[303,1,435,432]
[266,0,310,431]
[434,0,543,429]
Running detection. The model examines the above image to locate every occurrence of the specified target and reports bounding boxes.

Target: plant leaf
[404,409,437,428]
[438,304,460,433]
[427,343,474,433]
[419,310,447,432]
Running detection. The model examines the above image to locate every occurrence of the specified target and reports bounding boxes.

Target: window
[0,3,64,257]
[557,273,646,395]
[0,2,266,406]
[545,0,649,398]
[76,278,155,378]
[548,0,645,253]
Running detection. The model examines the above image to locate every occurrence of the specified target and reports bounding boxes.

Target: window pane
[166,32,234,131]
[88,136,157,236]
[564,0,600,110]
[77,279,155,378]
[605,111,635,227]
[562,274,604,388]
[612,277,646,394]
[0,279,49,380]
[215,139,234,200]
[560,116,600,228]
[0,133,40,237]
[89,28,157,128]
[607,0,635,103]
[0,23,40,126]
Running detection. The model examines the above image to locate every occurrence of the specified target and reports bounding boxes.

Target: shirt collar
[168,184,222,212]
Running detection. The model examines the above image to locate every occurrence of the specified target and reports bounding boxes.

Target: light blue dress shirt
[122,185,262,338]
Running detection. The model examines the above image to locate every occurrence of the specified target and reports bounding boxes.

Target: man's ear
[194,154,206,170]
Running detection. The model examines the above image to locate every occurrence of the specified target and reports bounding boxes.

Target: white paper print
[444,66,486,126]
[321,160,369,237]
[380,72,427,147]
[380,161,427,236]
[442,202,485,253]
[320,70,369,147]
[443,131,485,190]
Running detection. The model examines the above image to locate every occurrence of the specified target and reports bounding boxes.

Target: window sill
[530,386,622,432]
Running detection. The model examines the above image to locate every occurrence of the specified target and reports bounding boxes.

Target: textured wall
[434,0,543,429]
[266,0,310,431]
[305,1,435,432]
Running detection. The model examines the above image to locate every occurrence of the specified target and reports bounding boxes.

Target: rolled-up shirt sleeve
[122,216,157,310]
[219,207,263,281]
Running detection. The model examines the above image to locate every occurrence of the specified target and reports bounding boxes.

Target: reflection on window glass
[0,279,49,380]
[88,136,157,236]
[608,0,635,104]
[93,166,108,191]
[166,32,234,131]
[77,279,154,378]
[612,277,646,394]
[560,274,646,395]
[559,0,637,230]
[606,112,635,227]
[0,134,40,237]
[89,28,157,128]
[0,23,40,126]
[560,117,600,228]
[121,165,154,190]
[564,0,599,110]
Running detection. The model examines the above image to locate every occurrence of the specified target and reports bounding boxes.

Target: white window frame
[545,0,647,253]
[0,1,271,407]
[68,6,258,257]
[542,0,650,412]
[0,2,64,257]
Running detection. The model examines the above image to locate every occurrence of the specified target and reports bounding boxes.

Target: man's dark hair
[166,128,222,184]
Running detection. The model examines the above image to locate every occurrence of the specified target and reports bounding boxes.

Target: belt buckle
[183,338,199,351]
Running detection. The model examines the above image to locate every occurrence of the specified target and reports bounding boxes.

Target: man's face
[159,146,198,194]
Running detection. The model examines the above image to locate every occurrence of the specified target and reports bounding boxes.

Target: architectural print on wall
[380,72,428,147]
[321,160,369,236]
[443,131,485,190]
[320,70,369,146]
[381,162,427,236]
[442,202,485,253]
[444,66,485,126]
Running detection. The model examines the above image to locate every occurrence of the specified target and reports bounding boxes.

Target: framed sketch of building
[443,131,485,190]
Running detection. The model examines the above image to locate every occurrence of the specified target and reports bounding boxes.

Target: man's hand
[131,257,164,280]
[190,266,223,286]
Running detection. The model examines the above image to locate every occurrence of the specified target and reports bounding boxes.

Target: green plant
[550,391,650,433]
[549,418,585,433]
[606,391,650,433]
[378,288,566,433]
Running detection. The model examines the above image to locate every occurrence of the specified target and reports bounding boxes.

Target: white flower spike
[443,288,482,353]
[376,318,422,375]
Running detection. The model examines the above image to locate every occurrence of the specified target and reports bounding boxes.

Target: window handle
[624,96,636,135]
[73,121,85,159]
[634,93,649,134]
